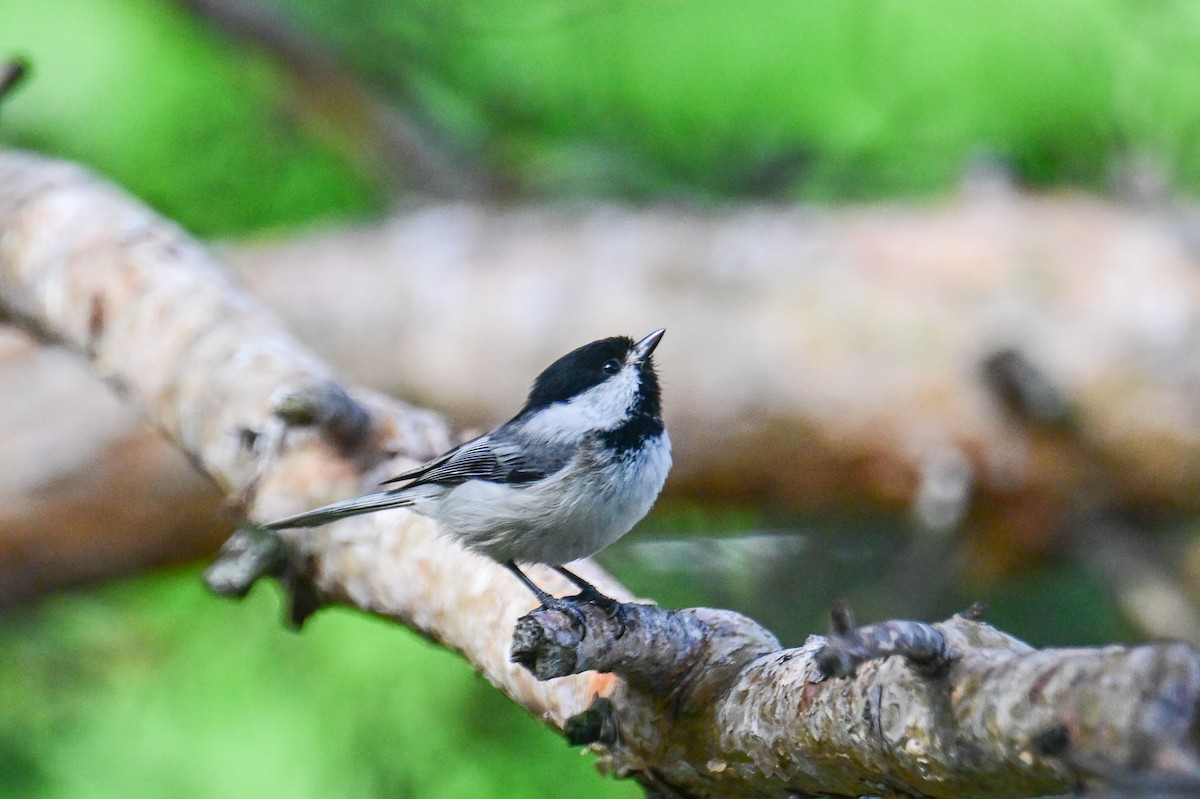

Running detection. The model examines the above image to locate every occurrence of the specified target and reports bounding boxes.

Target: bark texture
[514,602,1200,797]
[5,150,1200,797]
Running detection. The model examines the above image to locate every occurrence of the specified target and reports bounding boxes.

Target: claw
[504,561,632,638]
[566,589,627,638]
[552,564,628,636]
[568,584,620,612]
[539,594,589,635]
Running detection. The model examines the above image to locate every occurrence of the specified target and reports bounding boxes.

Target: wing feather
[380,433,554,487]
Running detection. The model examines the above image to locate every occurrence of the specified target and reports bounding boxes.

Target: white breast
[431,432,672,565]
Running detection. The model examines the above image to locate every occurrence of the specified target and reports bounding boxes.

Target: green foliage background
[273,0,1200,200]
[0,0,383,235]
[1,0,1196,796]
[0,570,635,798]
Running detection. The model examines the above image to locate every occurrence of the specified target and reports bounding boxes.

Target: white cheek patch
[518,366,640,442]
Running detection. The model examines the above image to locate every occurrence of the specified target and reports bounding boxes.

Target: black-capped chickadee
[263,329,671,611]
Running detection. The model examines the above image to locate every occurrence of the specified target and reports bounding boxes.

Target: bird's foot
[506,561,629,638]
[537,594,590,634]
[553,566,622,614]
[566,587,629,638]
[568,584,620,614]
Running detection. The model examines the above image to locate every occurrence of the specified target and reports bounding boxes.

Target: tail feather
[262,491,414,530]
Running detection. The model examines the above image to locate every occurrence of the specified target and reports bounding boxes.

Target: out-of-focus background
[5,1,1200,796]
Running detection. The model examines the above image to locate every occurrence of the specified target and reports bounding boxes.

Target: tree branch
[0,149,602,726]
[5,149,1200,797]
[511,597,1200,797]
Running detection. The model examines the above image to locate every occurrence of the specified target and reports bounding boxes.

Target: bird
[261,329,671,614]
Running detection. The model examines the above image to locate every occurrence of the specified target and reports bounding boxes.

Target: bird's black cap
[518,332,666,456]
[525,335,636,411]
[523,330,664,412]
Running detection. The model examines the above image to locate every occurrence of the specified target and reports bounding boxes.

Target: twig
[815,599,955,679]
[0,58,28,104]
[175,0,495,199]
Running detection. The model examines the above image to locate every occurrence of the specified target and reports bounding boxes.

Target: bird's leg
[503,561,588,632]
[504,560,555,604]
[553,565,621,615]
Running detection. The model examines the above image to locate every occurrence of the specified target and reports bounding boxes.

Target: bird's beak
[630,328,666,364]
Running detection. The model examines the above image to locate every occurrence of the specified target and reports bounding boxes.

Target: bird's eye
[602,359,621,375]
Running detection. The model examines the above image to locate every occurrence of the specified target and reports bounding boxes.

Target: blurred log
[219,194,1200,580]
[7,168,1200,601]
[8,148,1200,797]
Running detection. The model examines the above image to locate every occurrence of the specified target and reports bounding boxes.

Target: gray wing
[380,429,571,488]
[263,429,574,531]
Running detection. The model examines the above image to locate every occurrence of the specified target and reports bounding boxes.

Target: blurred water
[604,516,1137,649]
[607,521,911,646]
